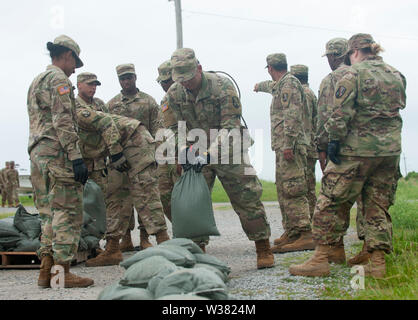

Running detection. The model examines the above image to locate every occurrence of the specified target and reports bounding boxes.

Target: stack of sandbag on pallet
[98,238,231,300]
[0,179,106,254]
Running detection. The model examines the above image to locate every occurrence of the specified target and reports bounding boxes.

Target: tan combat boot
[52,262,94,288]
[328,238,346,264]
[199,243,206,253]
[347,241,371,267]
[119,231,135,252]
[255,239,275,269]
[38,255,53,288]
[273,230,316,253]
[85,237,123,267]
[363,250,386,279]
[289,244,331,277]
[273,231,289,246]
[155,229,170,244]
[139,229,153,250]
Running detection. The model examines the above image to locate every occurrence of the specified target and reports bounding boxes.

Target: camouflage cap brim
[172,65,197,82]
[75,55,84,68]
[156,74,172,82]
[85,79,101,86]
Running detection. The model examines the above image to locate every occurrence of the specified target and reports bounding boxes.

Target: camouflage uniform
[0,163,10,207]
[6,162,20,206]
[106,64,165,235]
[163,48,271,243]
[27,36,85,264]
[265,54,311,239]
[290,65,318,219]
[313,34,406,254]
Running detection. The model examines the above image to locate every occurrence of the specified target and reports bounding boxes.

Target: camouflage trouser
[1,186,10,206]
[306,157,317,219]
[313,155,400,254]
[200,157,271,242]
[275,148,311,238]
[5,185,18,205]
[356,164,401,241]
[105,125,167,238]
[126,163,179,233]
[30,142,83,264]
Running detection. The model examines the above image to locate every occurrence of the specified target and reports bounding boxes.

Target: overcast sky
[0,0,417,181]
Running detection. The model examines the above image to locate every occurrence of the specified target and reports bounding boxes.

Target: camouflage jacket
[27,65,81,160]
[6,169,19,187]
[0,168,7,187]
[74,96,124,170]
[326,56,406,157]
[106,89,163,138]
[163,72,244,156]
[270,73,309,151]
[302,84,318,158]
[316,63,351,151]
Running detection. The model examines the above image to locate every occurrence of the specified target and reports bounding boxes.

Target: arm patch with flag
[161,103,169,113]
[58,85,71,95]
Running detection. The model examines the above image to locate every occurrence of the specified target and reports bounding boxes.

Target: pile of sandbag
[98,238,231,300]
[0,179,106,254]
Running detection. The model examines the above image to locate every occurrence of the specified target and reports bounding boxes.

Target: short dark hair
[294,74,308,84]
[270,63,287,72]
[47,42,75,60]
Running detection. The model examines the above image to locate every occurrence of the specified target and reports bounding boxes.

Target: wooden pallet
[0,250,94,269]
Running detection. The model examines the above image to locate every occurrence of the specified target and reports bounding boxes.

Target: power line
[182,9,418,42]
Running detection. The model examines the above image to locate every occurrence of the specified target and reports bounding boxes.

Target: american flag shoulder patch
[58,85,71,95]
[161,103,169,112]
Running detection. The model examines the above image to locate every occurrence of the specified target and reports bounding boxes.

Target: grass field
[212,179,277,202]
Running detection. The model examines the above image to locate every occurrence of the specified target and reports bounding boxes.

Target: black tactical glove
[72,159,89,185]
[111,152,131,172]
[327,140,341,165]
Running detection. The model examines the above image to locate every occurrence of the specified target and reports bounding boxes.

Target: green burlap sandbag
[98,282,154,300]
[157,294,210,300]
[193,263,229,283]
[147,266,180,295]
[154,267,228,300]
[171,170,220,238]
[120,245,196,269]
[82,179,106,239]
[0,217,22,249]
[13,205,41,240]
[119,256,178,288]
[159,238,204,254]
[14,238,41,252]
[194,253,231,276]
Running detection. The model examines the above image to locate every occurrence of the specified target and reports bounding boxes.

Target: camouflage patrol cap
[77,72,101,86]
[347,33,375,51]
[157,60,172,82]
[266,53,287,68]
[171,48,198,82]
[116,64,136,78]
[290,64,308,77]
[322,38,348,58]
[52,35,83,68]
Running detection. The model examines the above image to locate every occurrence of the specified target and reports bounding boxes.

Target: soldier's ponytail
[360,43,384,56]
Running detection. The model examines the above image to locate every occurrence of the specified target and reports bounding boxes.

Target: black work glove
[72,159,89,185]
[192,152,210,173]
[327,140,341,165]
[111,152,131,172]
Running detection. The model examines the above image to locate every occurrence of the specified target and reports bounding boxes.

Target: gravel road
[0,203,359,300]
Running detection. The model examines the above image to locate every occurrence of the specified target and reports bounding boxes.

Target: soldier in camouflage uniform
[290,34,406,278]
[27,35,93,288]
[6,161,20,207]
[0,162,10,207]
[163,48,274,269]
[290,65,318,219]
[254,54,314,254]
[106,63,166,252]
[156,60,179,224]
[72,73,170,267]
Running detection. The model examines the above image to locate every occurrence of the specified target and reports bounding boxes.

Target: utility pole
[169,0,183,49]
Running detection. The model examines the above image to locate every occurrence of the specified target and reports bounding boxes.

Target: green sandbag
[120,245,196,269]
[159,238,204,254]
[83,179,106,238]
[120,256,178,288]
[78,237,88,252]
[154,267,228,300]
[0,218,22,249]
[171,170,220,238]
[98,282,154,300]
[194,253,231,276]
[193,263,229,283]
[147,266,181,295]
[157,294,210,300]
[14,238,41,252]
[83,235,100,250]
[13,205,41,240]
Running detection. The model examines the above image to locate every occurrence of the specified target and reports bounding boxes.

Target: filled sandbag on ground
[0,217,23,250]
[193,253,231,277]
[158,238,204,254]
[98,282,154,300]
[13,205,41,240]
